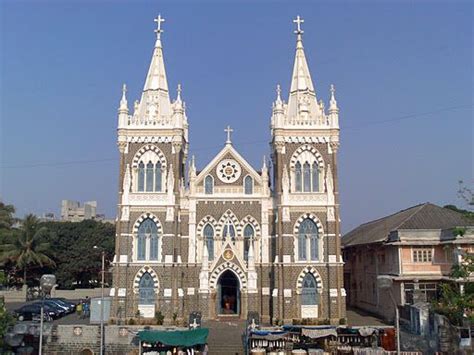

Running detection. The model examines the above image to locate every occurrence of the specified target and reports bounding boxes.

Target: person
[76,300,83,319]
[83,300,90,319]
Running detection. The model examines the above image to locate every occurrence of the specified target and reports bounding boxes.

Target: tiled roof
[342,203,472,247]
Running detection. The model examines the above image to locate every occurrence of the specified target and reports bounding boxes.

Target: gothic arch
[133,266,159,294]
[295,266,323,294]
[196,215,218,240]
[209,262,247,290]
[132,144,167,169]
[293,213,324,235]
[289,144,325,170]
[216,210,241,237]
[133,213,163,235]
[239,215,261,239]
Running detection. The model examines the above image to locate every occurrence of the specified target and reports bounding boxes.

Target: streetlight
[94,246,105,355]
[377,275,400,355]
[39,274,56,355]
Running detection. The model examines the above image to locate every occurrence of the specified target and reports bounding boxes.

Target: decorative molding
[132,213,163,234]
[239,215,261,238]
[289,144,325,170]
[132,266,159,294]
[293,213,324,235]
[216,210,241,237]
[127,136,173,144]
[283,136,330,144]
[209,262,247,290]
[295,266,323,294]
[196,215,218,239]
[132,144,167,169]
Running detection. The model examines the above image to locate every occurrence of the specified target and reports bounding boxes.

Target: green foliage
[0,214,55,286]
[40,219,115,289]
[0,202,16,230]
[434,254,474,325]
[0,297,15,348]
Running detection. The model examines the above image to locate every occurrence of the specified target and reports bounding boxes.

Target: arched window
[138,162,145,192]
[137,219,159,261]
[146,161,154,192]
[244,176,253,195]
[303,162,311,192]
[298,218,318,261]
[223,220,235,241]
[138,272,155,305]
[243,224,254,261]
[301,273,319,305]
[204,224,214,261]
[312,162,319,192]
[295,162,302,192]
[205,175,213,194]
[154,162,162,192]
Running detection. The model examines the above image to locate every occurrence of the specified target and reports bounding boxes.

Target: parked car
[14,304,55,321]
[32,301,66,318]
[50,298,76,313]
[42,300,69,314]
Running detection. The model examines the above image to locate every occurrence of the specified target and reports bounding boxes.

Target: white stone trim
[132,266,159,294]
[296,266,323,295]
[209,262,247,290]
[131,144,167,169]
[216,210,241,237]
[290,144,325,170]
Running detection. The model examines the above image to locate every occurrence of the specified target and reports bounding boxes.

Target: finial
[154,14,165,40]
[224,125,233,144]
[329,84,338,112]
[276,84,282,101]
[122,83,127,96]
[176,83,182,101]
[262,155,267,169]
[191,155,195,167]
[119,83,128,112]
[293,15,304,35]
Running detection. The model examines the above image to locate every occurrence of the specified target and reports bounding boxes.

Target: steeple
[130,15,174,126]
[118,84,129,128]
[272,16,335,128]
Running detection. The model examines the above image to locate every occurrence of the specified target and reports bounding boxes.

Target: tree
[0,214,55,287]
[0,202,15,230]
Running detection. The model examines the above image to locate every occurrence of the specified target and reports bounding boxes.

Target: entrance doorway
[217,270,240,315]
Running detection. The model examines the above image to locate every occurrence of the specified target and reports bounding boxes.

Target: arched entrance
[217,270,240,315]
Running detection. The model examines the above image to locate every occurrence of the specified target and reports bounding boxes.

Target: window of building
[138,272,155,305]
[413,247,433,263]
[243,224,254,261]
[294,159,321,193]
[205,175,213,194]
[295,162,302,192]
[404,282,439,305]
[301,273,319,305]
[244,175,253,195]
[137,161,163,192]
[204,224,214,261]
[298,218,319,261]
[138,162,145,192]
[137,219,160,261]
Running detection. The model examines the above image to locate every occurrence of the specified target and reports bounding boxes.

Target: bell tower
[270,16,344,323]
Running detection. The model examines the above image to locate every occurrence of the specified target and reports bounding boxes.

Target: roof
[342,203,472,247]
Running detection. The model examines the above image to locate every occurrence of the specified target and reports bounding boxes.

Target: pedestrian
[83,299,90,319]
[76,300,83,319]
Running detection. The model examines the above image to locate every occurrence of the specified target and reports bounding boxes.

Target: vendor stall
[137,328,209,355]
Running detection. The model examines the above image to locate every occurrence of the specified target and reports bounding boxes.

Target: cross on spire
[293,15,304,35]
[154,14,165,39]
[224,125,233,144]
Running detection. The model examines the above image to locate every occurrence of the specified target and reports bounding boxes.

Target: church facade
[111,15,345,324]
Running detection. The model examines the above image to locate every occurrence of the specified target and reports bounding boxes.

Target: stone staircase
[205,319,246,355]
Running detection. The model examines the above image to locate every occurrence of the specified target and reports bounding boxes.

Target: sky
[0,0,472,233]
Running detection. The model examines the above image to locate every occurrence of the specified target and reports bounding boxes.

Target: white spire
[285,16,321,125]
[144,15,169,92]
[119,84,128,111]
[247,239,255,271]
[329,84,339,112]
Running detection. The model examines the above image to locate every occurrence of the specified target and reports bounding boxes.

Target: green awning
[138,328,209,347]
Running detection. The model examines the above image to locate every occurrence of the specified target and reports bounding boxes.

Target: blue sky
[1,0,472,232]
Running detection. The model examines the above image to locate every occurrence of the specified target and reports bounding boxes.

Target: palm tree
[0,214,55,287]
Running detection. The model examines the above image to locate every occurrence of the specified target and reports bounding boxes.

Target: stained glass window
[205,175,213,194]
[312,162,319,192]
[299,218,318,261]
[295,162,302,192]
[204,224,214,261]
[243,224,254,261]
[154,162,162,192]
[139,273,155,305]
[302,273,319,305]
[146,161,154,192]
[138,162,145,192]
[244,176,253,195]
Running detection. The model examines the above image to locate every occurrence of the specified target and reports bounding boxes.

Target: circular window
[216,159,241,183]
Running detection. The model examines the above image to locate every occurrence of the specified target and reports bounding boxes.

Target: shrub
[155,311,164,325]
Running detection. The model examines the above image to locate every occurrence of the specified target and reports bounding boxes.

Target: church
[111,15,345,324]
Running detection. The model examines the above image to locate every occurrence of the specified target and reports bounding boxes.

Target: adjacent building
[342,203,474,321]
[111,15,345,324]
[60,200,98,222]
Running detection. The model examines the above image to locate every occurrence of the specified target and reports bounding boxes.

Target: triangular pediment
[195,144,262,186]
